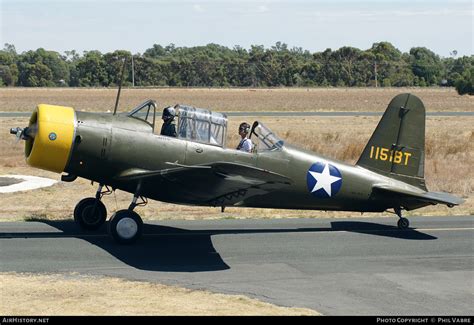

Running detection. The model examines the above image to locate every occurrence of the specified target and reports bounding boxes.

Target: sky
[1,0,472,57]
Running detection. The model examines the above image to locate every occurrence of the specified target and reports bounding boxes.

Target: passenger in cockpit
[160,106,177,137]
[236,122,253,153]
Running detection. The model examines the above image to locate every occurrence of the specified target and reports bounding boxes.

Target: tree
[455,67,473,95]
[16,49,69,86]
[103,50,132,86]
[132,56,167,86]
[370,42,401,61]
[0,47,19,86]
[443,55,473,87]
[74,51,108,86]
[18,62,53,87]
[3,43,17,56]
[409,47,443,86]
[144,44,167,58]
[0,42,468,89]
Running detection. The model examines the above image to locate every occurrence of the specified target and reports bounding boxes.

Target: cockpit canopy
[176,104,227,147]
[127,100,228,147]
[127,100,284,152]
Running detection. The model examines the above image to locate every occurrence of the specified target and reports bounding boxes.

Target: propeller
[10,127,24,142]
[10,123,37,142]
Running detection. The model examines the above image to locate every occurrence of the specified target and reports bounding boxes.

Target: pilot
[236,122,253,153]
[160,106,177,137]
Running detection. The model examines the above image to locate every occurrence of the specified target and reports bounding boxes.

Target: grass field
[0,272,318,315]
[1,87,472,112]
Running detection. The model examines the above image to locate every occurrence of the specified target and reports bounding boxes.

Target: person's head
[162,106,176,122]
[238,122,250,138]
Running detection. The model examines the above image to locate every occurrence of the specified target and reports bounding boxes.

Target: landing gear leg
[108,184,146,244]
[395,207,409,229]
[73,184,110,230]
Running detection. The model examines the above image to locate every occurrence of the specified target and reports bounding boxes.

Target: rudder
[356,93,426,190]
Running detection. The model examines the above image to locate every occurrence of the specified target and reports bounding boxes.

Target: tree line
[0,42,472,95]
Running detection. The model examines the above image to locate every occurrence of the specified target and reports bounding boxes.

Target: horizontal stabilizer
[373,184,464,210]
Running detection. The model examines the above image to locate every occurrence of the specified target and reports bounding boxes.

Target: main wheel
[74,197,107,230]
[108,209,143,244]
[397,217,410,229]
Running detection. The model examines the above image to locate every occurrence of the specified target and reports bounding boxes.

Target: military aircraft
[10,93,463,244]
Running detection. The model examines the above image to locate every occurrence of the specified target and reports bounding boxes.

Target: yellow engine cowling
[25,104,76,173]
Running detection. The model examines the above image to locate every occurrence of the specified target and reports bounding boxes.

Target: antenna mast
[113,57,127,115]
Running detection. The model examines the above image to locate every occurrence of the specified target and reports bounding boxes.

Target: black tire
[108,209,143,244]
[73,197,107,230]
[397,217,410,229]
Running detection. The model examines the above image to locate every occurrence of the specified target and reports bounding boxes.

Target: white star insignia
[309,163,341,197]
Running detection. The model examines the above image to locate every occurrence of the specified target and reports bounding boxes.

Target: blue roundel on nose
[306,162,343,198]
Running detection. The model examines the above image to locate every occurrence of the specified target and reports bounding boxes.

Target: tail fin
[357,93,426,190]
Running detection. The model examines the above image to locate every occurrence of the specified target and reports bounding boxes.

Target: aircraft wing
[115,162,292,205]
[373,184,465,210]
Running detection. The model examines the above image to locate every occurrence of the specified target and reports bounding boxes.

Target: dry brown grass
[0,272,319,315]
[0,87,472,112]
[1,114,472,221]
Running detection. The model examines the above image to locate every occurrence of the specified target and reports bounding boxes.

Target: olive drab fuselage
[16,94,463,219]
[62,111,399,213]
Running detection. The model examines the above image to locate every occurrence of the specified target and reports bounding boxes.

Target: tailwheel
[394,207,409,229]
[74,197,107,230]
[108,209,143,244]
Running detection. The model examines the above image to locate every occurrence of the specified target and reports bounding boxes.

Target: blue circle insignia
[306,162,343,198]
[48,132,57,141]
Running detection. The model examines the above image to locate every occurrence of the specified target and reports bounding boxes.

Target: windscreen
[250,122,284,152]
[127,100,157,129]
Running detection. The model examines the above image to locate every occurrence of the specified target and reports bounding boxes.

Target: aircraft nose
[23,104,76,173]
